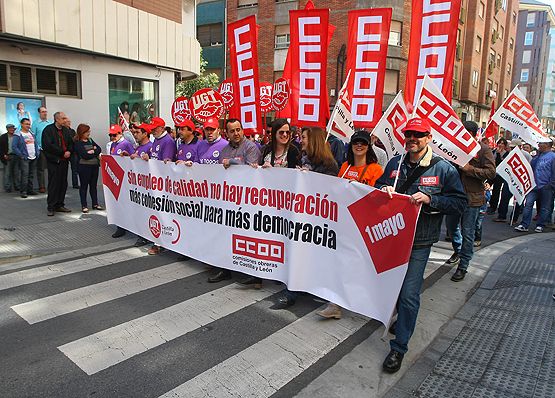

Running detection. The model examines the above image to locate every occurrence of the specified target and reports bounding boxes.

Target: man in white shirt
[12,118,40,198]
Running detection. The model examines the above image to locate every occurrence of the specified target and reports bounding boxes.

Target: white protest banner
[496,147,536,205]
[327,72,354,143]
[371,92,408,161]
[491,86,552,146]
[101,156,421,325]
[415,76,480,166]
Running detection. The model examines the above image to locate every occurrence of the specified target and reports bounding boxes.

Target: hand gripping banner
[289,7,331,127]
[496,147,536,205]
[405,0,461,107]
[415,76,479,167]
[101,156,421,326]
[228,15,262,135]
[346,8,391,128]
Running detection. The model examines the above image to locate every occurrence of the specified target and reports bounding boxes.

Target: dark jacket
[327,135,346,166]
[12,130,40,160]
[41,123,74,163]
[74,139,102,166]
[300,154,339,176]
[375,146,467,247]
[0,133,8,165]
[457,142,496,206]
[259,144,300,168]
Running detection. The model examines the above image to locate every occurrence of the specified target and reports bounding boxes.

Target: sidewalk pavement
[385,233,555,398]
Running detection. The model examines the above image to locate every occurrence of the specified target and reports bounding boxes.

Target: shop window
[0,62,81,97]
[108,75,158,126]
[36,68,57,94]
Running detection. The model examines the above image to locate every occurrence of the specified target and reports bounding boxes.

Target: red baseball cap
[150,117,166,128]
[137,123,152,133]
[109,124,122,135]
[203,118,219,129]
[176,119,195,131]
[402,117,432,133]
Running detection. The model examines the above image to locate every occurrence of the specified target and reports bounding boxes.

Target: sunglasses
[109,134,118,138]
[352,140,369,146]
[403,131,429,139]
[278,130,291,135]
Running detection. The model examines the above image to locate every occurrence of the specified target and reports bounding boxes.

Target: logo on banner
[504,93,546,136]
[260,82,273,113]
[149,215,182,244]
[101,156,124,200]
[348,190,419,274]
[189,88,225,123]
[372,92,408,160]
[171,97,192,125]
[507,153,533,192]
[219,79,235,110]
[232,234,284,264]
[272,78,290,111]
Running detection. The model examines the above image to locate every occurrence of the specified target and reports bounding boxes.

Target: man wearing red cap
[197,118,228,164]
[129,124,153,160]
[149,117,176,162]
[376,117,467,373]
[109,124,134,157]
[175,119,199,164]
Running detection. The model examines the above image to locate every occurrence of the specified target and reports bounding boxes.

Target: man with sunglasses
[197,118,228,164]
[108,125,134,157]
[376,117,467,374]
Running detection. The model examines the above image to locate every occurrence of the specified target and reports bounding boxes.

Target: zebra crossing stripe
[0,248,146,291]
[158,309,368,398]
[57,283,282,375]
[11,261,205,324]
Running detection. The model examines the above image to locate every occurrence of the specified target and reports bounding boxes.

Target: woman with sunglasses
[317,130,384,319]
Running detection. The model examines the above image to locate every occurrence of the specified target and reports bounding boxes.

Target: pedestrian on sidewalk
[41,112,74,216]
[445,121,496,281]
[376,117,467,374]
[515,139,555,233]
[486,138,509,214]
[0,124,21,192]
[73,124,103,213]
[30,106,51,193]
[12,118,40,198]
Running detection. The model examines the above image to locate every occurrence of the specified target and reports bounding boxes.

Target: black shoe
[73,185,80,189]
[451,268,467,282]
[271,295,296,310]
[208,270,232,283]
[237,276,262,289]
[134,237,149,247]
[446,253,460,265]
[486,208,496,215]
[388,321,396,335]
[55,207,72,213]
[112,227,126,238]
[382,349,404,373]
[47,210,55,216]
[27,191,38,195]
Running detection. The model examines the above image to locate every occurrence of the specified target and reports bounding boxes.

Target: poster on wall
[0,96,44,131]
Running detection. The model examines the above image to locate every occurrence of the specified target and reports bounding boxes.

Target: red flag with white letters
[414,76,479,167]
[405,0,461,107]
[228,15,262,135]
[346,8,391,128]
[288,7,331,127]
[484,99,499,138]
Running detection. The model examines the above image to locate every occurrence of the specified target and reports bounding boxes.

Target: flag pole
[392,151,406,191]
[510,197,517,226]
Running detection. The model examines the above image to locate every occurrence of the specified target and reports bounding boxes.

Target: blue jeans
[520,186,555,228]
[391,246,432,354]
[475,191,491,241]
[19,158,36,194]
[446,205,481,271]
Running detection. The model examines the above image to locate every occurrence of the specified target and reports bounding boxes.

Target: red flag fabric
[288,7,331,127]
[346,8,391,128]
[405,0,461,107]
[228,15,262,135]
[484,99,498,138]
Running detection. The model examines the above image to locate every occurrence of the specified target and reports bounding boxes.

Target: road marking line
[11,261,205,324]
[57,283,282,375]
[158,309,368,398]
[0,248,146,291]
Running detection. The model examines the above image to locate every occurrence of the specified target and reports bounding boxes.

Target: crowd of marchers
[1,108,554,375]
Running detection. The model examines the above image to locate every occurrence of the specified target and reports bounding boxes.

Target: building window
[108,75,158,126]
[238,0,258,7]
[389,21,402,46]
[0,62,80,97]
[513,11,517,24]
[476,36,482,53]
[527,12,536,27]
[524,32,534,46]
[497,54,502,67]
[521,69,529,82]
[500,26,504,41]
[507,63,512,75]
[197,23,223,47]
[275,25,290,49]
[478,2,485,19]
[502,0,507,11]
[472,70,479,87]
[510,38,514,50]
[504,89,509,99]
[384,70,399,94]
[522,50,532,64]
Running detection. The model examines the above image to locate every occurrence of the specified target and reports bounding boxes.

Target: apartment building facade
[0,0,200,146]
[197,0,226,80]
[542,27,555,131]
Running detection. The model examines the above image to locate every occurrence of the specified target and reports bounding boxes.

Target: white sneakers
[514,225,528,232]
[534,226,544,233]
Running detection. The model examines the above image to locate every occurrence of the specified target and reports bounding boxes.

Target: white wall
[0,42,176,150]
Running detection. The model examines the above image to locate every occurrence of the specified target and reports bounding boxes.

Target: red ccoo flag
[484,99,499,138]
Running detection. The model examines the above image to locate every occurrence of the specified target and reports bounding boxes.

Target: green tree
[176,51,220,98]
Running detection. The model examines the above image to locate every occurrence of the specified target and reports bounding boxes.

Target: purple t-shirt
[177,137,200,162]
[151,132,176,161]
[110,139,134,156]
[135,141,153,158]
[197,137,229,164]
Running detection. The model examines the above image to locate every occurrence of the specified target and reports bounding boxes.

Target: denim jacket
[12,130,40,160]
[375,146,467,247]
